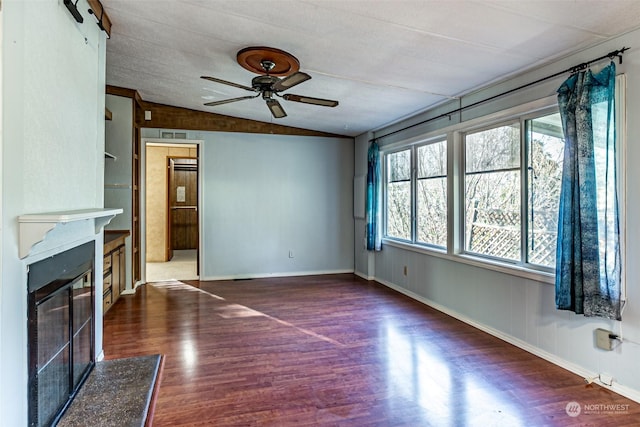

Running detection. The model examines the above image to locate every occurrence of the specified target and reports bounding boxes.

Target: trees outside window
[417,141,447,247]
[383,111,564,270]
[385,141,447,247]
[527,115,564,267]
[464,123,521,260]
[386,149,411,240]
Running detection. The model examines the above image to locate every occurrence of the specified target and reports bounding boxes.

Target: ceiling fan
[201,46,339,118]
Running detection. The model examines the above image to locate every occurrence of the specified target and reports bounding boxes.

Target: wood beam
[106,85,138,99]
[138,101,349,138]
[105,86,348,138]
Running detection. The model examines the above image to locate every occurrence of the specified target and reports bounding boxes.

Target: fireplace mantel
[19,208,123,258]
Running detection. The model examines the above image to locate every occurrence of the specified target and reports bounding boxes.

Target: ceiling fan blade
[272,72,311,92]
[204,95,258,107]
[266,99,287,118]
[282,93,339,107]
[201,75,256,92]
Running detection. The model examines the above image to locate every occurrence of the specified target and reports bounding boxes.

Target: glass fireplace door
[28,241,95,427]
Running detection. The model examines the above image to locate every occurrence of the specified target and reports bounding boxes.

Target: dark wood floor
[103,274,640,426]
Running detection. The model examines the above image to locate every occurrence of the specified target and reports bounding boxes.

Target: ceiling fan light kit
[201,46,339,118]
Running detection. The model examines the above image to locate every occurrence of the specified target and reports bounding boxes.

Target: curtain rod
[371,47,629,143]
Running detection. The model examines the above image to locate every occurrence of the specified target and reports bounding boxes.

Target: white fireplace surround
[19,208,122,259]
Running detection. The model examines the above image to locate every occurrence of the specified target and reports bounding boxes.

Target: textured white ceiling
[103,0,640,136]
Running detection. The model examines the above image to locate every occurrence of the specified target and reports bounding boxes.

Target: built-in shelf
[104,152,117,160]
[104,184,132,189]
[19,208,123,258]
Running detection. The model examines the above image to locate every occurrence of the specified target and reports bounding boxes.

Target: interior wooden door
[167,158,175,261]
[168,158,198,253]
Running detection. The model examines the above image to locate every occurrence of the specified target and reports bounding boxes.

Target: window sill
[382,239,555,285]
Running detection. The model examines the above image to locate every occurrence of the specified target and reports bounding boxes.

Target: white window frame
[461,118,524,265]
[384,146,413,243]
[381,81,627,287]
[415,140,449,248]
[383,137,448,250]
[460,108,562,272]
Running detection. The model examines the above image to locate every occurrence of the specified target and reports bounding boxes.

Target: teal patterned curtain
[366,141,382,251]
[555,62,621,320]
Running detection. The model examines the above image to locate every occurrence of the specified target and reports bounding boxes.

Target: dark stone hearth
[58,354,162,427]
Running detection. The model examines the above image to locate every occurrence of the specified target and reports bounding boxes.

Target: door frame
[166,156,199,262]
[139,138,203,285]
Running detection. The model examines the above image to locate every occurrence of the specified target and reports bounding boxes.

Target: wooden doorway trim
[166,155,199,272]
[166,158,175,261]
[141,139,202,285]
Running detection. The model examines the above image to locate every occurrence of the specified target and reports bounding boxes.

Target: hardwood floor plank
[103,274,640,426]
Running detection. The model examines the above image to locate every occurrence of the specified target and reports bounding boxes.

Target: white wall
[1,1,106,424]
[354,132,374,279]
[105,94,133,289]
[357,30,640,401]
[105,94,133,230]
[142,129,355,279]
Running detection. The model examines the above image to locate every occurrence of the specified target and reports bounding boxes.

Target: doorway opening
[143,141,200,282]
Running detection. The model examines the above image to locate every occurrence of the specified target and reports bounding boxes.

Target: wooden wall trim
[106,85,138,99]
[106,87,348,138]
[107,85,145,116]
[139,101,349,138]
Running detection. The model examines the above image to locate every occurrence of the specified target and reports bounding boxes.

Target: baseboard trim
[121,281,144,295]
[120,280,146,294]
[354,271,374,281]
[201,269,354,282]
[374,277,640,404]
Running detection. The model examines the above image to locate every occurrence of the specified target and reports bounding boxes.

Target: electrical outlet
[595,328,613,351]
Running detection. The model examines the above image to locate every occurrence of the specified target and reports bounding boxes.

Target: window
[417,141,447,247]
[382,110,564,271]
[385,140,447,248]
[464,123,521,261]
[386,149,411,240]
[381,78,624,281]
[526,115,564,267]
[463,112,564,268]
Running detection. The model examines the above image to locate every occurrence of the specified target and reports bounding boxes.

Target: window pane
[417,142,446,178]
[527,113,564,267]
[387,150,411,240]
[388,149,411,182]
[417,142,447,247]
[466,123,520,173]
[417,178,447,246]
[592,100,619,282]
[465,124,521,260]
[387,181,411,240]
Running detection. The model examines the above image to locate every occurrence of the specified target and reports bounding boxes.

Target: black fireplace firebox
[27,241,95,427]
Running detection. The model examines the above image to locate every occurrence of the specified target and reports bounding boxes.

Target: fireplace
[27,241,95,427]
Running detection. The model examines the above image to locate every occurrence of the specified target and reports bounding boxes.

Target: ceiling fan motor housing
[252,75,280,93]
